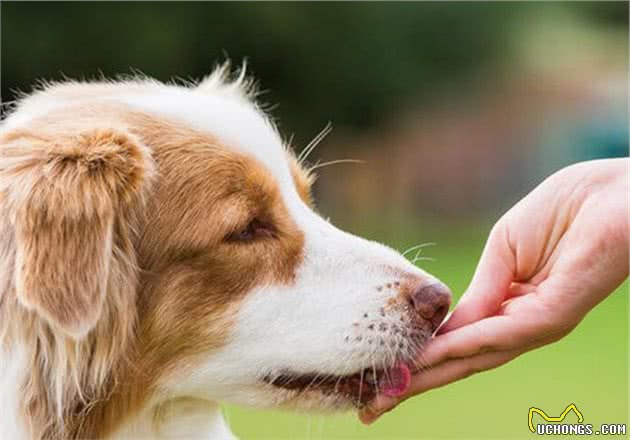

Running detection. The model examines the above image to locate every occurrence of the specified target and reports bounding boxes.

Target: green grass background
[223,221,628,439]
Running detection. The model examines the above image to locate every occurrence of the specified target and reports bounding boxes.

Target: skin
[360,158,629,424]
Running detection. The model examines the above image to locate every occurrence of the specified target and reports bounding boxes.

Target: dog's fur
[1,67,449,439]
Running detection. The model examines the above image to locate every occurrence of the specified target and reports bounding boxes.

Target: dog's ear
[2,128,153,339]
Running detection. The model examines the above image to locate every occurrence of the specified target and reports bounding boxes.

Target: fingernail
[359,410,377,425]
[371,398,396,416]
[360,406,389,425]
[358,395,398,425]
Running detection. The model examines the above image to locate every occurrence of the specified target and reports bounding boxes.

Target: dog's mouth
[263,362,412,407]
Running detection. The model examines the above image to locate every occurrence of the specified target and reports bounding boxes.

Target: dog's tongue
[378,362,411,397]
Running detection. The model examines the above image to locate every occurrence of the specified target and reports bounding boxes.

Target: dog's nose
[409,283,452,331]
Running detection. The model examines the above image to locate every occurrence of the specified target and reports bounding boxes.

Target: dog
[0,66,452,439]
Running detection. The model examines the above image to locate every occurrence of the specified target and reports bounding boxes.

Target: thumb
[438,223,514,334]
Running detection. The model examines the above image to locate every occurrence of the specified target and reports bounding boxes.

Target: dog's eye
[227,218,276,242]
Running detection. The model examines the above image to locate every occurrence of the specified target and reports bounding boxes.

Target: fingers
[438,223,515,334]
[419,319,505,367]
[422,305,559,367]
[505,282,536,299]
[359,348,522,425]
[416,317,515,367]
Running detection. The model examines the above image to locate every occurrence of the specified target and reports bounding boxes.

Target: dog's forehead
[119,85,295,189]
[4,79,310,212]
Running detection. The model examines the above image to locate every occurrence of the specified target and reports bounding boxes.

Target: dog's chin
[261,361,414,410]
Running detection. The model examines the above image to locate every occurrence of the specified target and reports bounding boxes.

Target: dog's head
[1,68,451,436]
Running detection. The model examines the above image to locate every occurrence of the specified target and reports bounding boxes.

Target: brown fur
[0,103,310,438]
[288,154,315,207]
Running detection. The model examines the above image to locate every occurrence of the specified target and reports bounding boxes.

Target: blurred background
[2,2,628,439]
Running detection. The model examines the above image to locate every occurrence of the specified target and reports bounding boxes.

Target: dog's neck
[1,346,29,440]
[1,346,235,440]
[113,397,236,440]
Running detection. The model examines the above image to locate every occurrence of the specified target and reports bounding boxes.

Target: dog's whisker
[284,133,296,152]
[333,375,344,394]
[401,242,437,258]
[412,247,424,264]
[384,338,397,368]
[299,373,325,398]
[297,122,332,164]
[357,367,365,407]
[371,360,379,401]
[411,256,436,265]
[308,159,366,173]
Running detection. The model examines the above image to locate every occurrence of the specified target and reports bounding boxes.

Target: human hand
[360,158,629,424]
